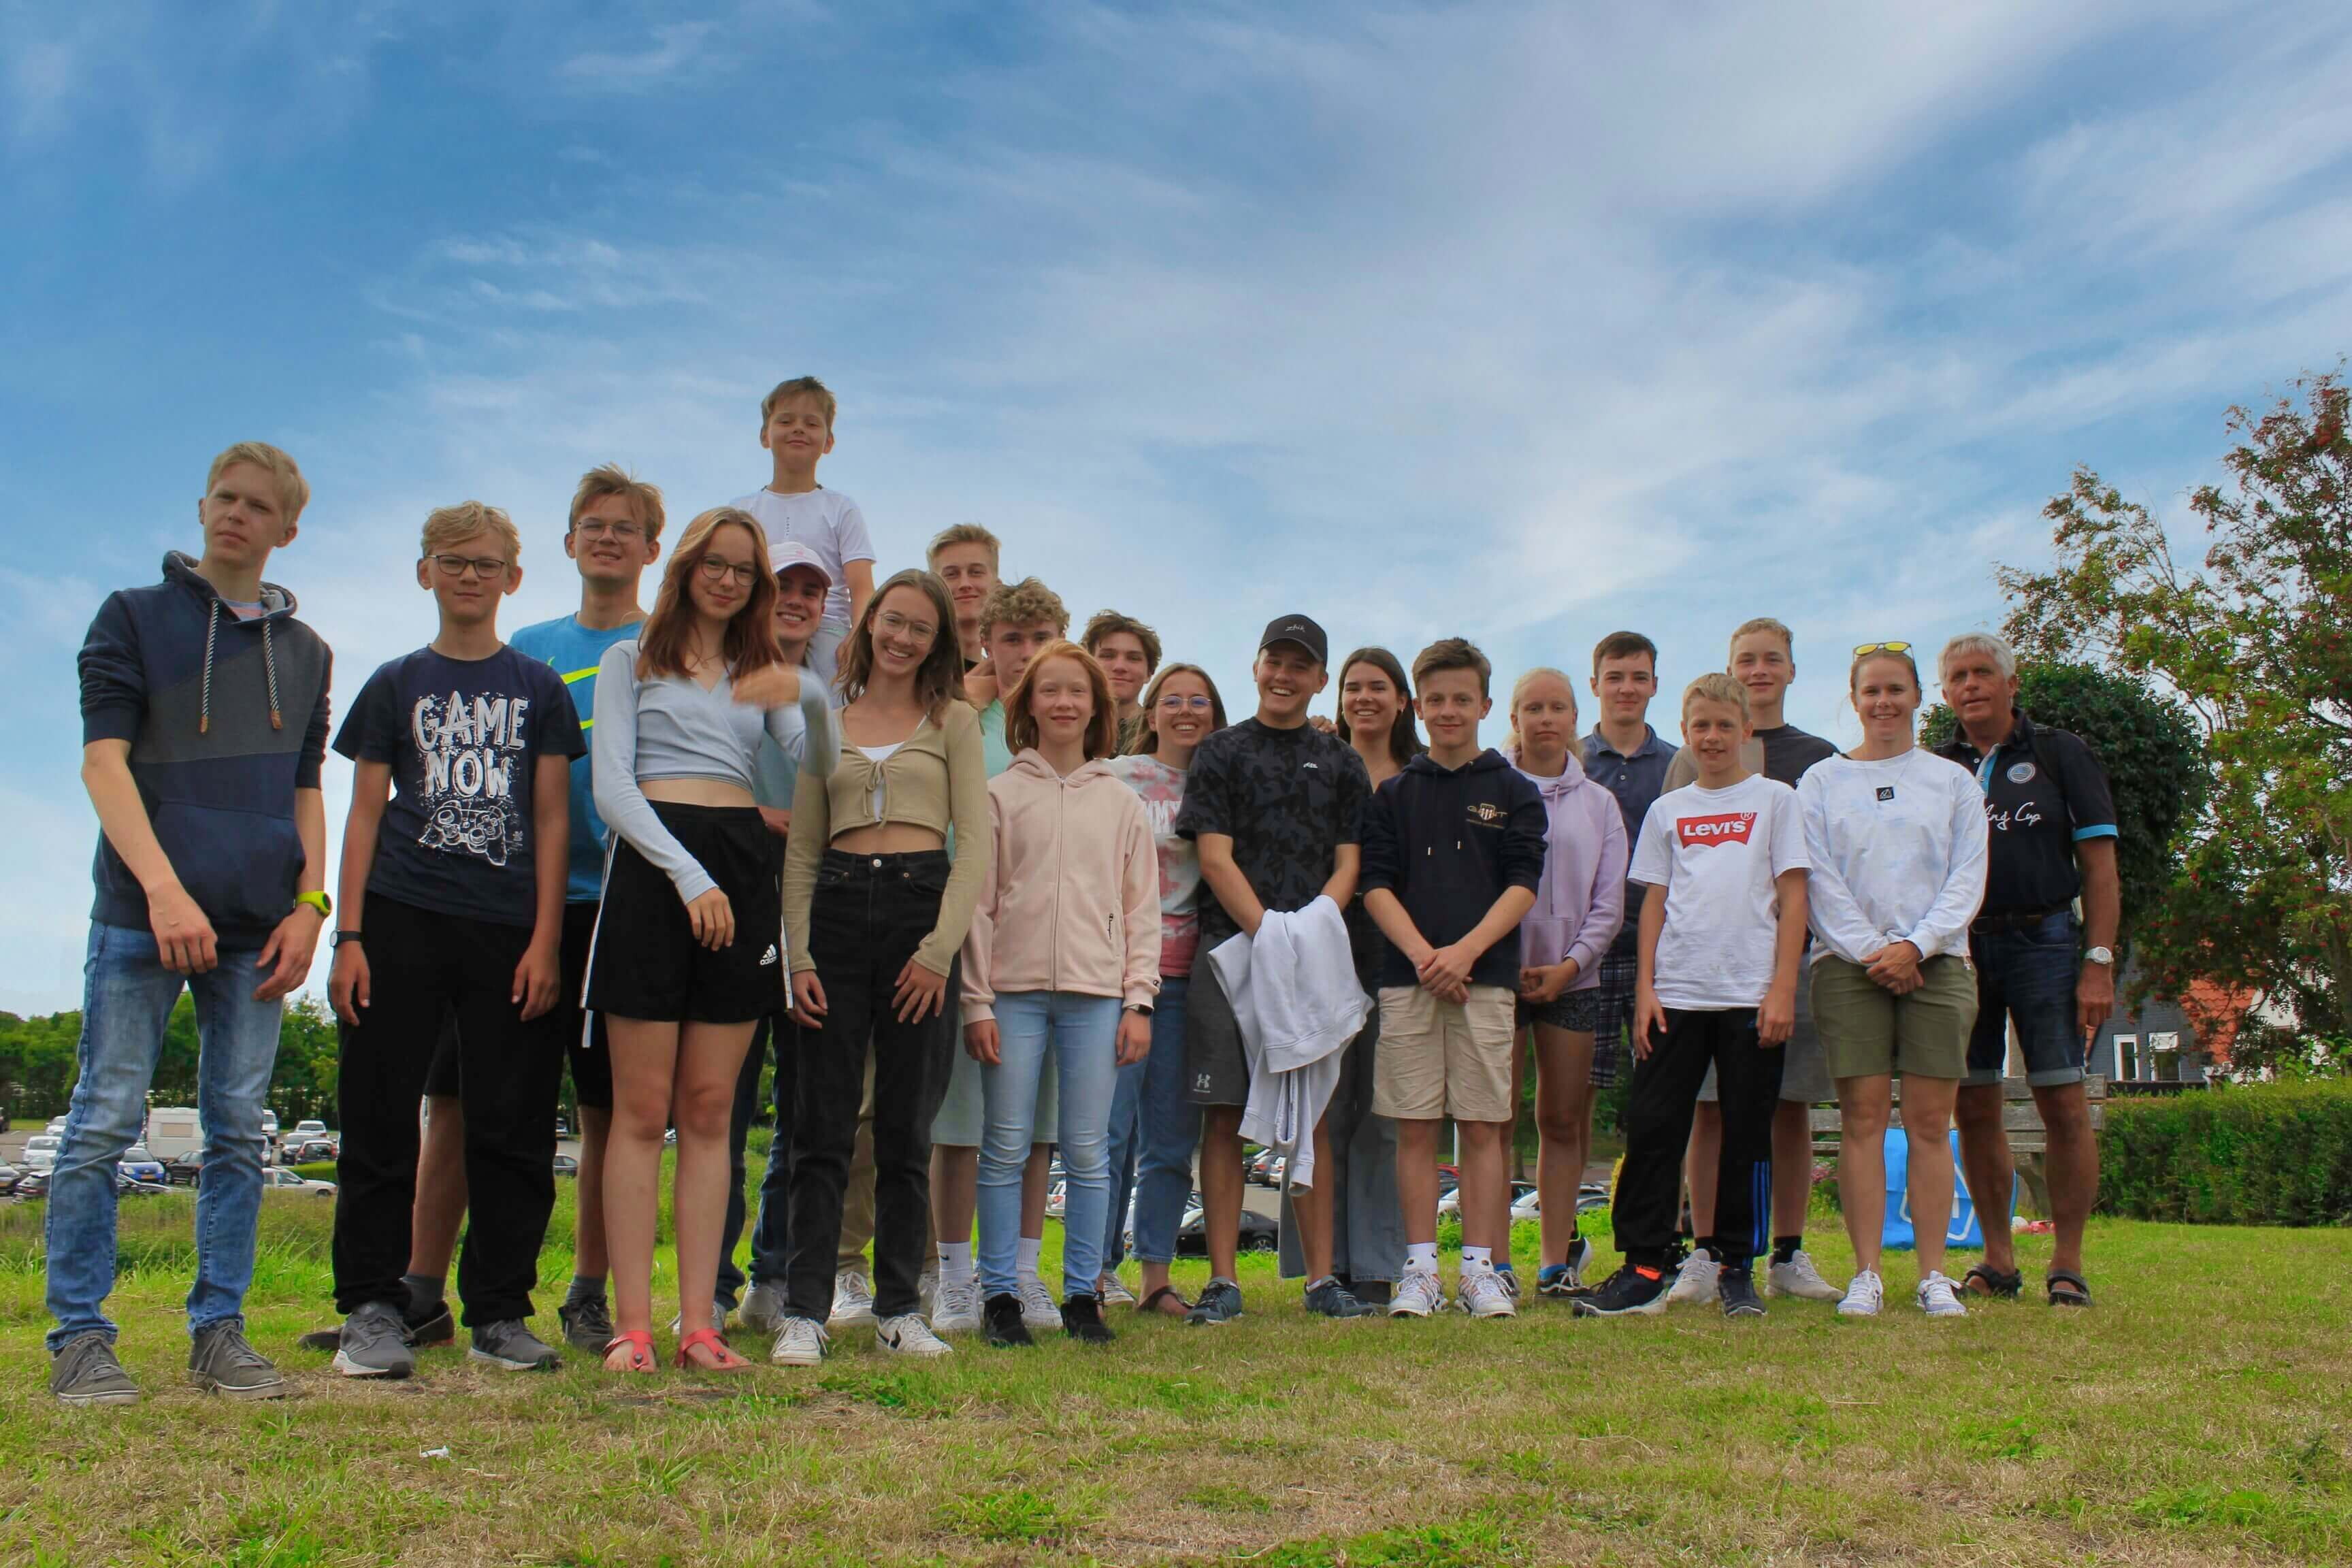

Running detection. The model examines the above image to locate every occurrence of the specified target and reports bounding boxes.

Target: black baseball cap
[1257,613,1328,666]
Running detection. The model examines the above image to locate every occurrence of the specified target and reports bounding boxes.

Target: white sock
[1016,1235,1043,1283]
[939,1241,975,1283]
[1406,1242,1439,1274]
[1462,1245,1494,1275]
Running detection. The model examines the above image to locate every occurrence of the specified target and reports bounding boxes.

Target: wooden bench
[1808,1075,2106,1218]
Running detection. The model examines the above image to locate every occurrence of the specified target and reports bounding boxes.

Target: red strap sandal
[673,1327,753,1372]
[602,1330,657,1373]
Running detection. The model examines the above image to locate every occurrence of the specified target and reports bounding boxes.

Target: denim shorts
[1965,912,2085,1086]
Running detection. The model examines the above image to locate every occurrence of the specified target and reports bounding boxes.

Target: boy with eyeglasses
[730,376,875,681]
[324,502,584,1378]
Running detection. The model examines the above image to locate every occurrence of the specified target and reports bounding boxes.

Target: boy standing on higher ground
[51,442,331,1406]
[1083,610,1160,754]
[1362,640,1547,1321]
[730,376,875,681]
[928,524,1002,672]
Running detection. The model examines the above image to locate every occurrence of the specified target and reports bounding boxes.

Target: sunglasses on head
[1852,640,1913,657]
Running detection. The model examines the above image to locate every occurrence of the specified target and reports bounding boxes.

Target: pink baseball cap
[770,540,834,589]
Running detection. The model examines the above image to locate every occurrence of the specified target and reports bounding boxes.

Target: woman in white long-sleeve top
[1797,642,1987,1322]
[583,507,837,1373]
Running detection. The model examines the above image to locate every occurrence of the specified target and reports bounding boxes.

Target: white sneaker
[668,1301,728,1337]
[1458,1267,1518,1319]
[1767,1250,1844,1302]
[769,1316,829,1366]
[1916,1272,1970,1318]
[829,1269,878,1330]
[1666,1247,1719,1306]
[737,1280,789,1337]
[1837,1269,1884,1318]
[932,1276,982,1335]
[1017,1277,1060,1330]
[917,1269,940,1315]
[1098,1272,1137,1307]
[875,1313,954,1358]
[1388,1267,1446,1318]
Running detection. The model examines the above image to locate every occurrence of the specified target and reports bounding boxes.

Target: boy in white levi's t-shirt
[1575,674,1808,1321]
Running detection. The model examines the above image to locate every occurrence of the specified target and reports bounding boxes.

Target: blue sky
[5,1,2350,1013]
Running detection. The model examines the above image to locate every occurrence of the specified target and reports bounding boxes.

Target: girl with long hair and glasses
[585,507,838,1373]
[773,569,987,1364]
[1100,662,1226,1315]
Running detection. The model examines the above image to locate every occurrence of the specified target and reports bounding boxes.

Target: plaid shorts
[1586,949,1636,1090]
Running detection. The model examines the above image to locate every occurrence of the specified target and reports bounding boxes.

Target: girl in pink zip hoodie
[1506,668,1629,1296]
[960,642,1160,1346]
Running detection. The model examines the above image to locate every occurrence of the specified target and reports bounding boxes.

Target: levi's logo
[1677,811,1757,848]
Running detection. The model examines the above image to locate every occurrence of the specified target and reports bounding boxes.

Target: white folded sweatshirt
[1208,896,1369,1190]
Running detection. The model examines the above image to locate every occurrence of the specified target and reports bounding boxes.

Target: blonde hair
[1850,645,1923,692]
[1681,671,1751,721]
[979,576,1069,640]
[420,501,522,562]
[206,442,310,525]
[1506,666,1579,736]
[927,522,1002,572]
[1004,641,1121,761]
[761,376,837,429]
[1729,617,1793,657]
[568,463,666,542]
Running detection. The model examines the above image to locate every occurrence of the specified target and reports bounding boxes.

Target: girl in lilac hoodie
[1507,668,1629,1295]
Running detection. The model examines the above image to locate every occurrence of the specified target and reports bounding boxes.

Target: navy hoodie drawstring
[197,594,284,735]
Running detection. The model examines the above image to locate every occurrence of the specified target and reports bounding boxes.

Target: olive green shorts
[1810,953,1978,1081]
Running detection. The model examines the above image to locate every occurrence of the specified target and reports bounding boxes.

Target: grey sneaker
[332,1300,416,1379]
[1185,1277,1244,1325]
[50,1332,140,1407]
[1666,1247,1720,1307]
[189,1321,288,1400]
[1017,1277,1061,1330]
[829,1269,878,1330]
[470,1320,561,1371]
[557,1294,615,1353]
[737,1279,789,1337]
[1767,1249,1844,1302]
[1303,1276,1375,1318]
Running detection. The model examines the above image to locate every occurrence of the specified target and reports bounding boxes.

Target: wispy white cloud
[559,21,717,88]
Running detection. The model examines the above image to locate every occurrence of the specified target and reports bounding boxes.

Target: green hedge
[2101,1079,2352,1226]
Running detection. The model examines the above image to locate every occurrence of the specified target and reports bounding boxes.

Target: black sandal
[1136,1286,1192,1317]
[1960,1264,2023,1300]
[2046,1269,2093,1308]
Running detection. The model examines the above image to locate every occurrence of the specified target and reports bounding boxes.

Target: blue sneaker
[1537,1263,1574,1296]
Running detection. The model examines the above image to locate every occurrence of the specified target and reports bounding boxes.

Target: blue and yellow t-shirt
[509,612,646,904]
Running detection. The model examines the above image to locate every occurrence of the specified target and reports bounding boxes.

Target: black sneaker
[1303,1277,1375,1318]
[1185,1277,1244,1326]
[557,1294,615,1354]
[983,1292,1034,1348]
[403,1298,456,1348]
[1569,1263,1670,1318]
[470,1320,561,1371]
[294,1324,342,1354]
[189,1321,288,1400]
[1717,1266,1767,1319]
[1060,1293,1115,1344]
[50,1332,140,1407]
[333,1300,416,1379]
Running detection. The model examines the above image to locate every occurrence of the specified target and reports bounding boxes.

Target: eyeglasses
[696,557,760,587]
[429,554,510,580]
[1157,694,1215,712]
[877,610,938,644]
[574,520,644,542]
[1852,640,1913,657]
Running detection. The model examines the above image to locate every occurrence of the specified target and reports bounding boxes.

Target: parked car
[1439,1179,1536,1219]
[1577,1181,1610,1213]
[163,1153,206,1186]
[0,1158,19,1193]
[12,1171,48,1200]
[22,1134,61,1175]
[259,1167,337,1196]
[117,1146,167,1185]
[1045,1178,1067,1220]
[553,1154,579,1177]
[1246,1147,1281,1185]
[1173,1194,1279,1254]
[289,1139,338,1163]
[116,1175,174,1197]
[1509,1186,1542,1222]
[46,1116,68,1136]
[145,1106,207,1164]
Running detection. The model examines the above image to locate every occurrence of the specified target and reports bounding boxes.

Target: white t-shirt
[1629,773,1808,1011]
[1796,750,1988,967]
[730,487,876,628]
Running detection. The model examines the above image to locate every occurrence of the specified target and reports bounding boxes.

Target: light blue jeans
[46,923,282,1352]
[980,991,1121,1299]
[1103,975,1199,1267]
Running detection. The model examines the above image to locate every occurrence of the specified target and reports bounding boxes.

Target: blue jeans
[46,923,282,1352]
[1103,976,1200,1269]
[980,992,1121,1298]
[1965,913,2085,1087]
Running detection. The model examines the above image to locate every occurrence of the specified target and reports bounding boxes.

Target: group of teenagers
[44,376,2122,1406]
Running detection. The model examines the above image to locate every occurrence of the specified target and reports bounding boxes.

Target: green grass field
[1,1188,2346,1567]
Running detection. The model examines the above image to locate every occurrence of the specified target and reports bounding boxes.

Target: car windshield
[27,1137,57,1150]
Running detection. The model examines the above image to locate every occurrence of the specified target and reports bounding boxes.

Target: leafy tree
[1998,372,2352,1051]
[1922,661,2206,960]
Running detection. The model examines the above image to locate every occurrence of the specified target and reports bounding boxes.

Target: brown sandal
[1136,1286,1192,1317]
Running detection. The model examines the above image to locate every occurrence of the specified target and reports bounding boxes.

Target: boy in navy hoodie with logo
[1361,638,1547,1321]
[52,442,333,1406]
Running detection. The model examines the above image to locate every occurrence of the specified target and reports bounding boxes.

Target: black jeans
[332,896,565,1325]
[1612,1007,1784,1270]
[717,1012,797,1308]
[784,850,956,1321]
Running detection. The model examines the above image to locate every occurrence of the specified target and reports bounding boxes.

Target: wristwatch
[332,929,364,949]
[2085,946,2114,967]
[296,889,333,919]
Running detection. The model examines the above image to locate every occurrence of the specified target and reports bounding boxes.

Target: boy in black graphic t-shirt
[325,502,583,1379]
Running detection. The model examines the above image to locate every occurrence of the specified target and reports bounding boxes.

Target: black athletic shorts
[419,902,615,1107]
[584,802,785,1024]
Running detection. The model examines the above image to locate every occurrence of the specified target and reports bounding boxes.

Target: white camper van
[142,1107,206,1164]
